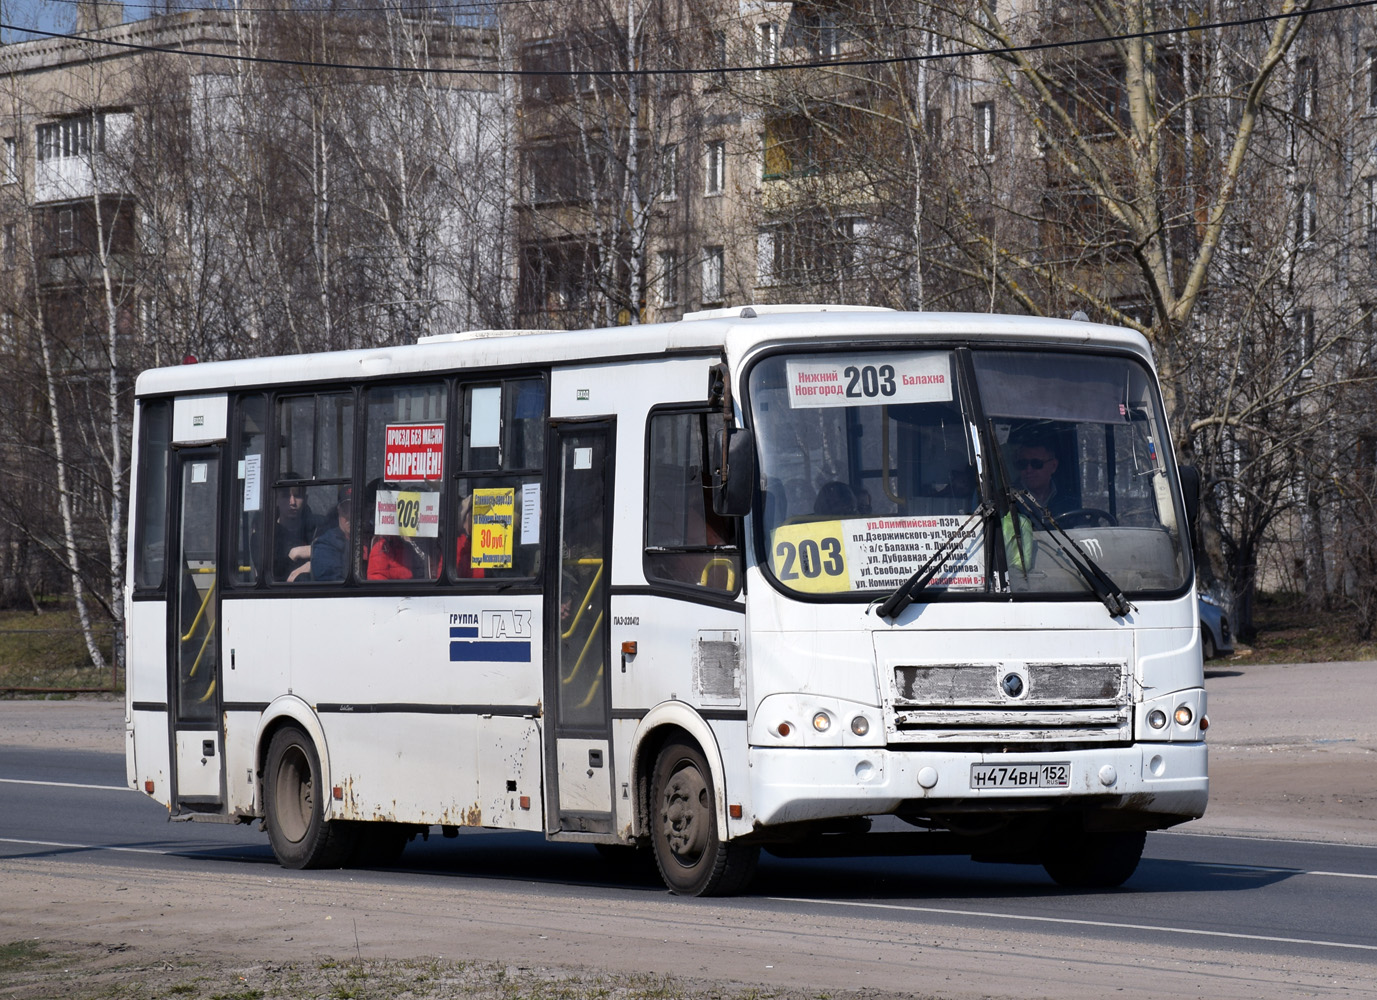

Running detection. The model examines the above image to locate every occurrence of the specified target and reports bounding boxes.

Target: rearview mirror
[711,427,756,517]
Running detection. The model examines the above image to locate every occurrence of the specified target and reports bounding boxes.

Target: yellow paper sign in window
[769,520,851,594]
[472,487,516,569]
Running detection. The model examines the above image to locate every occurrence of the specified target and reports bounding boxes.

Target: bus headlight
[850,715,870,736]
[1174,705,1194,726]
[1147,709,1168,730]
[812,711,832,733]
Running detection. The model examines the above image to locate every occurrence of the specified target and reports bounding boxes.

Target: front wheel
[1201,627,1217,661]
[264,726,356,869]
[650,739,758,896]
[1042,829,1145,889]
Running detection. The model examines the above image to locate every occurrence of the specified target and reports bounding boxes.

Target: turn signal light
[776,722,792,737]
[1200,715,1210,732]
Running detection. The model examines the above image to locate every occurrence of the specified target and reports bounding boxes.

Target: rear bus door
[543,420,616,835]
[167,397,229,814]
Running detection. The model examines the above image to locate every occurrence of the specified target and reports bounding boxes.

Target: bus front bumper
[742,743,1208,832]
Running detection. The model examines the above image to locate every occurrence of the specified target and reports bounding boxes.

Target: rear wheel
[264,726,356,869]
[1042,829,1145,889]
[650,739,758,896]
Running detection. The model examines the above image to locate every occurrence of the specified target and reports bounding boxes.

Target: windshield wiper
[1010,489,1135,618]
[877,501,994,621]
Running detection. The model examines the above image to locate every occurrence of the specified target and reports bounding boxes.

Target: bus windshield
[748,347,1189,600]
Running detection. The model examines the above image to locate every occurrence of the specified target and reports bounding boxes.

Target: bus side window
[644,409,741,593]
[363,382,446,582]
[271,391,354,584]
[133,399,172,593]
[452,377,546,581]
[230,394,266,586]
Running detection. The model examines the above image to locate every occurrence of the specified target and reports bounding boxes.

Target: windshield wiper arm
[877,502,993,621]
[1011,489,1135,618]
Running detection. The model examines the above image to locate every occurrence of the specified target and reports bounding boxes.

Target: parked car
[1198,594,1235,660]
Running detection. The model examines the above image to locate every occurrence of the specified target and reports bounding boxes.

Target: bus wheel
[650,740,758,896]
[264,726,356,869]
[1041,829,1145,889]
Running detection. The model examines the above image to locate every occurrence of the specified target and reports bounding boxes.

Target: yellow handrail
[699,557,737,590]
[179,575,217,642]
[562,611,604,686]
[560,558,604,640]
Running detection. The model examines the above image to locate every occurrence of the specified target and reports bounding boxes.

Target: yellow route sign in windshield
[769,516,985,594]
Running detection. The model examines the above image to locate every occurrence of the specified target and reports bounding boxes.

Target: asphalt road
[3,741,1377,999]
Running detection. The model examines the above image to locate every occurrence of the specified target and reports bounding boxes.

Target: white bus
[125,307,1207,895]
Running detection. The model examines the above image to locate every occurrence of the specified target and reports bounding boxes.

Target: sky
[0,0,129,43]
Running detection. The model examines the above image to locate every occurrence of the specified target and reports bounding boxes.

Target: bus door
[544,421,615,835]
[168,447,225,812]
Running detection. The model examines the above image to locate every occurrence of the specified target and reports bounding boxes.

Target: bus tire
[1041,829,1145,889]
[264,726,356,869]
[650,739,758,897]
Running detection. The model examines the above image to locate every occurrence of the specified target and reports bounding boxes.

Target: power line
[0,0,1357,79]
[52,0,546,13]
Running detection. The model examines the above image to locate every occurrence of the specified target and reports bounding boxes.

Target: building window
[1368,49,1377,111]
[756,228,776,287]
[656,250,678,307]
[702,245,724,303]
[1292,309,1315,378]
[705,140,725,195]
[758,22,779,70]
[1294,56,1316,119]
[1296,184,1316,248]
[974,101,996,159]
[661,144,678,201]
[709,30,727,88]
[1366,177,1377,248]
[2,137,15,184]
[36,115,104,163]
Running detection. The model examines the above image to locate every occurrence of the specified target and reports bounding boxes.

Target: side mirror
[711,427,756,517]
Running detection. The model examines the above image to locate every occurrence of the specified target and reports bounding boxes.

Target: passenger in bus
[366,534,433,580]
[272,477,321,580]
[300,486,352,583]
[813,480,858,516]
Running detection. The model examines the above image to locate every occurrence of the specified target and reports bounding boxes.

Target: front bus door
[544,421,615,835]
[169,448,225,814]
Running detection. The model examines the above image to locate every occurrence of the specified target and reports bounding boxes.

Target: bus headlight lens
[812,711,832,733]
[1174,705,1194,726]
[1147,709,1168,730]
[850,715,870,736]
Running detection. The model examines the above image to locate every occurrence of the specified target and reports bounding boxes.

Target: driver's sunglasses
[1016,458,1047,470]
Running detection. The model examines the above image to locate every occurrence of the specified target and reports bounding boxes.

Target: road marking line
[1162,829,1377,850]
[0,836,169,856]
[0,777,134,792]
[768,896,1377,952]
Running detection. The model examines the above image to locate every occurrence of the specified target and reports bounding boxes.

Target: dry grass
[1229,592,1377,665]
[0,943,879,1000]
[0,606,118,694]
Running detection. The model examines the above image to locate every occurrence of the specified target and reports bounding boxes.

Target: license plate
[969,762,1070,789]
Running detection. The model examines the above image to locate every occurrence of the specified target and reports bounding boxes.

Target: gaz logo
[450,609,533,663]
[481,609,532,638]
